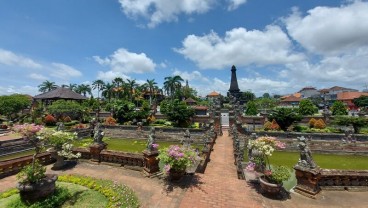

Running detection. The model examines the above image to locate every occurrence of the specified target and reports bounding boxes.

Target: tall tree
[102,82,114,101]
[163,75,183,99]
[353,96,368,111]
[241,91,256,103]
[112,77,124,98]
[126,79,138,101]
[298,99,317,115]
[146,79,157,106]
[331,101,348,115]
[92,79,105,100]
[75,84,92,97]
[38,80,58,92]
[245,100,258,115]
[0,94,31,120]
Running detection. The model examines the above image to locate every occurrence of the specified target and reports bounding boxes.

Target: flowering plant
[157,145,200,175]
[42,129,81,159]
[13,123,43,139]
[248,136,290,183]
[151,143,159,150]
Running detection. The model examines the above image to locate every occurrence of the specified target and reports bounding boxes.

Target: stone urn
[259,176,282,195]
[17,174,58,203]
[169,168,186,181]
[48,148,66,170]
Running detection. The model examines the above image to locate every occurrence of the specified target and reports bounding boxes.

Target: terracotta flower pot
[259,176,282,195]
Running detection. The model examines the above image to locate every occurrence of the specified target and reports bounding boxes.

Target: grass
[0,175,139,208]
[0,150,36,162]
[73,137,203,153]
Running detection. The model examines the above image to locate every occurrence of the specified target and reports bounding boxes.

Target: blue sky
[1,0,368,97]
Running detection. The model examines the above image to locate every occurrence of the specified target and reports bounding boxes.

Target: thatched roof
[34,87,87,100]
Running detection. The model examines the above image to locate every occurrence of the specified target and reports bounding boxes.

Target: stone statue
[93,123,104,144]
[343,125,355,144]
[182,129,192,147]
[90,118,97,137]
[137,122,143,131]
[297,136,317,169]
[146,127,156,151]
[56,122,65,131]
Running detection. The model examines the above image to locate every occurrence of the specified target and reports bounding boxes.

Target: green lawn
[73,137,203,153]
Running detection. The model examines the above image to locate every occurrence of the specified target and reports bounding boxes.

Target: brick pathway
[179,131,263,208]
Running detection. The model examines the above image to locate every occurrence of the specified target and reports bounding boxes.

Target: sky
[1,0,368,97]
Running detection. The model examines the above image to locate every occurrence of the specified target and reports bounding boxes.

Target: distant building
[299,87,319,98]
[280,95,301,107]
[319,86,358,105]
[337,92,368,110]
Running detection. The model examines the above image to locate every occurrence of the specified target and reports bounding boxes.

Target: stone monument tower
[228,65,242,100]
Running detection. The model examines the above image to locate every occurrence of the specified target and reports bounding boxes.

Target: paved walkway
[179,131,262,208]
[1,131,368,207]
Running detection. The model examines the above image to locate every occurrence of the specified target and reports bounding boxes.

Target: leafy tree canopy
[298,99,317,115]
[160,99,195,127]
[245,100,258,115]
[353,96,368,111]
[268,108,302,131]
[331,101,348,115]
[0,94,31,120]
[47,100,83,120]
[333,116,368,133]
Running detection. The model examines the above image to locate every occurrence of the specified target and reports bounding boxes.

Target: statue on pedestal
[296,136,317,169]
[146,127,156,151]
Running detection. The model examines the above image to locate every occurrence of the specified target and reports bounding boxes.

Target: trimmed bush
[263,121,272,131]
[105,116,117,125]
[63,116,72,122]
[314,119,326,129]
[44,114,57,126]
[309,118,317,128]
[270,119,281,131]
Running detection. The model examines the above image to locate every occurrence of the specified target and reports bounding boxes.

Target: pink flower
[164,164,171,174]
[246,162,255,171]
[152,143,159,149]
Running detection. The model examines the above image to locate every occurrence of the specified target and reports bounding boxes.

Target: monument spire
[229,65,240,93]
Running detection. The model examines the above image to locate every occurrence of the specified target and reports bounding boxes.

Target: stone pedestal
[293,165,322,199]
[89,143,107,163]
[142,150,160,177]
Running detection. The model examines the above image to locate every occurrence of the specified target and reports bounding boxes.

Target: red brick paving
[179,131,263,208]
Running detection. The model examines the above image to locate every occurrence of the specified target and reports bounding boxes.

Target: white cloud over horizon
[0,48,42,69]
[176,26,305,69]
[284,1,368,55]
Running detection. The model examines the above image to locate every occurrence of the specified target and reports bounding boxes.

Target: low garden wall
[0,152,54,179]
[102,125,206,142]
[253,131,368,141]
[319,169,368,191]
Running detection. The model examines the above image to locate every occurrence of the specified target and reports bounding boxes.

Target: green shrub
[7,186,71,208]
[16,160,46,184]
[58,174,139,208]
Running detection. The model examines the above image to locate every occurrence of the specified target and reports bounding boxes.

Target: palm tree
[127,79,138,101]
[163,75,183,99]
[146,79,157,106]
[68,83,77,91]
[102,82,114,101]
[75,84,92,97]
[92,79,105,100]
[112,77,124,98]
[38,80,58,93]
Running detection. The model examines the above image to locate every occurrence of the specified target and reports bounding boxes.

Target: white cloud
[176,26,305,69]
[29,73,48,81]
[93,48,156,74]
[227,0,247,11]
[238,77,289,95]
[118,0,215,28]
[282,48,368,86]
[284,1,368,55]
[0,48,42,69]
[50,63,82,79]
[172,69,209,82]
[96,71,131,81]
[0,85,39,96]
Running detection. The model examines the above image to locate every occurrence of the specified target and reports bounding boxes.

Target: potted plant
[247,136,290,194]
[42,129,81,170]
[157,145,200,181]
[12,123,58,203]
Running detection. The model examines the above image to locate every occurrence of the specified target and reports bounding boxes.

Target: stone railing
[72,148,144,168]
[0,152,54,179]
[319,169,368,191]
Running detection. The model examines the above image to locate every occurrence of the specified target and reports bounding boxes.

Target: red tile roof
[281,95,302,102]
[207,91,220,97]
[337,92,368,100]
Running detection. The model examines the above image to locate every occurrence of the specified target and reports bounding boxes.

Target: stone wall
[102,125,206,142]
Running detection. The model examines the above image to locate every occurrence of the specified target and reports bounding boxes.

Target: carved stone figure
[146,127,156,151]
[93,123,104,144]
[182,129,192,147]
[137,122,143,131]
[297,136,317,169]
[56,122,65,131]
